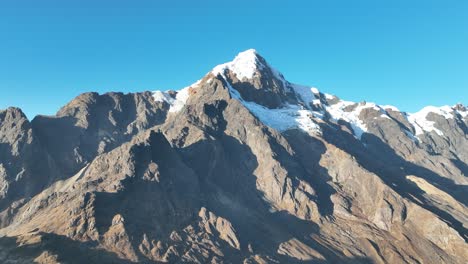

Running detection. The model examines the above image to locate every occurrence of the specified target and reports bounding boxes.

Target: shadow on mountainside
[282,130,337,217]
[178,131,368,263]
[71,95,375,263]
[0,233,373,264]
[92,131,202,262]
[0,233,128,263]
[450,158,468,177]
[172,99,372,262]
[2,93,168,218]
[31,92,168,177]
[32,115,88,176]
[90,128,373,262]
[0,141,54,216]
[320,122,468,241]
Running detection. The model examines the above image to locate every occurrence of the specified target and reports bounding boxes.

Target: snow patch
[381,105,399,112]
[407,106,454,136]
[152,80,201,113]
[153,91,174,104]
[291,84,318,106]
[212,49,264,80]
[290,84,393,139]
[296,109,321,132]
[403,129,419,143]
[218,72,321,134]
[325,101,372,139]
[452,104,468,118]
[168,86,190,113]
[211,49,289,92]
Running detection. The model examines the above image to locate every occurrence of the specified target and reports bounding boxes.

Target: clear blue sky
[1,0,467,119]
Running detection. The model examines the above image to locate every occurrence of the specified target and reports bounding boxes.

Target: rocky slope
[0,49,467,263]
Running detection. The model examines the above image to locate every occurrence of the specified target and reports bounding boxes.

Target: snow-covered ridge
[152,49,272,114]
[151,49,397,139]
[211,50,322,134]
[211,48,286,84]
[323,100,466,139]
[152,80,201,113]
[381,105,400,112]
[212,49,263,80]
[232,89,320,132]
[217,72,322,134]
[406,105,466,136]
[152,49,466,141]
[153,49,323,135]
[325,101,379,139]
[292,83,395,139]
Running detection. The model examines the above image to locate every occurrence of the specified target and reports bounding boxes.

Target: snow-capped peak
[153,49,466,143]
[153,80,201,113]
[210,49,288,83]
[212,49,265,80]
[406,105,465,136]
[233,48,260,63]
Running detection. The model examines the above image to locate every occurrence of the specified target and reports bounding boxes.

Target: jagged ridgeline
[0,50,467,263]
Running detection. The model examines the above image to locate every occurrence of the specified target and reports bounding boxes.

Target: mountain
[0,49,467,264]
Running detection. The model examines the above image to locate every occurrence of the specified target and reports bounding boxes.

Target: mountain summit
[212,49,299,109]
[212,49,267,80]
[0,50,467,263]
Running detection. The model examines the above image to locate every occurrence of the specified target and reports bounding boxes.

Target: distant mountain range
[0,49,467,263]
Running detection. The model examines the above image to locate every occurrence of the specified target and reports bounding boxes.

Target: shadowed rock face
[0,50,467,263]
[31,91,168,176]
[0,108,58,216]
[221,52,299,109]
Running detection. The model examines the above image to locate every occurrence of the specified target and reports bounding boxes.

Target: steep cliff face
[31,91,168,176]
[0,107,57,217]
[0,50,466,263]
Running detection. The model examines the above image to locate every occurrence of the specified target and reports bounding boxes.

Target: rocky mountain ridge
[0,49,466,263]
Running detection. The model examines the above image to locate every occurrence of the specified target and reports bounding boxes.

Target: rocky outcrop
[31,91,167,176]
[0,107,57,216]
